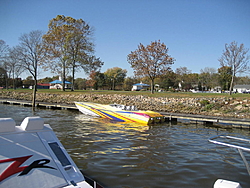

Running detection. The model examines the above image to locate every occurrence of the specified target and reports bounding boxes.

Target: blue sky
[0,0,249,79]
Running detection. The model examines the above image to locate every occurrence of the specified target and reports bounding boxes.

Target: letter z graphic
[0,155,56,182]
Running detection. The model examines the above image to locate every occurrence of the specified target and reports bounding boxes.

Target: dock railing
[209,135,250,176]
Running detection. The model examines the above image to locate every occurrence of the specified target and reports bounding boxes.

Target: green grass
[2,88,250,99]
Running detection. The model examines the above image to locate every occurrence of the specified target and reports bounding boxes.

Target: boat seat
[20,116,44,131]
[124,106,130,110]
[0,118,16,133]
[130,106,137,111]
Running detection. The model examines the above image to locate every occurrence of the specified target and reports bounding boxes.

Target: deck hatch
[49,142,71,167]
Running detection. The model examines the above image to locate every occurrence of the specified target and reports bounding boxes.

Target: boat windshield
[109,104,138,111]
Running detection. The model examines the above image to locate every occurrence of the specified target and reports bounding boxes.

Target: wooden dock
[1,99,250,129]
[161,112,250,129]
[0,99,77,111]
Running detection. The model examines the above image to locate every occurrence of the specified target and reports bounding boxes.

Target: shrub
[199,100,210,106]
[204,104,214,111]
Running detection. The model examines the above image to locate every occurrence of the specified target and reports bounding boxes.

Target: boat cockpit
[109,104,138,111]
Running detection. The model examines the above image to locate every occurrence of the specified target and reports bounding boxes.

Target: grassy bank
[1,89,250,119]
[3,88,250,99]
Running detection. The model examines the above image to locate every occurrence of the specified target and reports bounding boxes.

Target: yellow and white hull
[74,102,165,125]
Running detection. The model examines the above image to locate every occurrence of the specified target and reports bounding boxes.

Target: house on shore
[37,83,50,89]
[49,80,72,89]
[233,85,250,93]
[132,82,150,91]
[29,83,50,89]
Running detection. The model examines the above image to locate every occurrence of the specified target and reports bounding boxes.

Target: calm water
[1,103,250,188]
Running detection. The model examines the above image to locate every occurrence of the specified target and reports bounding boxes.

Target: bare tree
[18,30,46,110]
[175,66,192,90]
[200,67,216,75]
[4,47,24,89]
[219,41,249,95]
[0,40,9,88]
[0,40,9,60]
[199,67,218,90]
[175,66,192,75]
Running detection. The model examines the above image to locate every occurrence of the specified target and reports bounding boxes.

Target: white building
[132,82,150,91]
[233,85,250,93]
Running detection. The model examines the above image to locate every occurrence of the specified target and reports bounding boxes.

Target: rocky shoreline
[1,90,250,119]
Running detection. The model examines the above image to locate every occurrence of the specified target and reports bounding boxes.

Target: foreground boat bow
[0,117,103,188]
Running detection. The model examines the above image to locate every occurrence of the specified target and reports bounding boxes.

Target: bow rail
[209,135,250,176]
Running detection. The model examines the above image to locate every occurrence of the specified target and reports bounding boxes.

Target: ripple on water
[1,104,250,188]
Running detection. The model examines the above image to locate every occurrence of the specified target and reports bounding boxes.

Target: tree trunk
[229,74,234,95]
[151,79,155,94]
[62,61,66,91]
[5,72,8,90]
[71,66,75,91]
[32,80,37,111]
[12,72,15,90]
[113,79,115,90]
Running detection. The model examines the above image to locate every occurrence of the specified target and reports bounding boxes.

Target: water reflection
[1,104,250,187]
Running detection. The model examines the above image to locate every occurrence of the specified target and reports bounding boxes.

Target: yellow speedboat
[75,102,166,125]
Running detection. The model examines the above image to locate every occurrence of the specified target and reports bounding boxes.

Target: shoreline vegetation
[1,89,250,119]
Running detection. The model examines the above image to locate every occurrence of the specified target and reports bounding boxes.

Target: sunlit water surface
[1,104,250,188]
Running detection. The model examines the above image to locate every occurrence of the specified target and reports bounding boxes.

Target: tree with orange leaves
[127,40,175,93]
